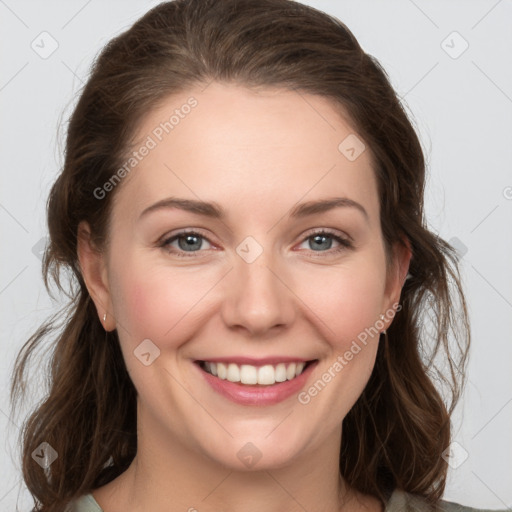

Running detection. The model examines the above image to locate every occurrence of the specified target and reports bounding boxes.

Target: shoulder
[66,489,504,512]
[66,493,104,512]
[386,489,505,512]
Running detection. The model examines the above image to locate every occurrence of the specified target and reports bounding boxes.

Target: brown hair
[10,0,470,510]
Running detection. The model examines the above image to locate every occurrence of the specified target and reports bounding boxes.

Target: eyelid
[301,226,353,243]
[294,227,354,255]
[159,228,216,250]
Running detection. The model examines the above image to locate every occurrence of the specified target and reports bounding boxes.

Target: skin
[78,82,411,512]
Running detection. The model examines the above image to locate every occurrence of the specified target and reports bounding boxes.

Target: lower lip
[195,361,318,406]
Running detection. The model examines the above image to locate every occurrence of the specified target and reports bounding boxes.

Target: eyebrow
[138,196,369,222]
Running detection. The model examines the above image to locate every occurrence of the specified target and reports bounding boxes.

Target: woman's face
[81,82,409,471]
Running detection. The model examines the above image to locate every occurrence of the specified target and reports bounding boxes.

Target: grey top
[66,489,503,512]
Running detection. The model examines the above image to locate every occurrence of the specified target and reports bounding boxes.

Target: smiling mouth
[195,360,317,386]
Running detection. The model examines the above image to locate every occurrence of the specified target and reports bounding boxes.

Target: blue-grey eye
[297,231,352,253]
[162,231,213,255]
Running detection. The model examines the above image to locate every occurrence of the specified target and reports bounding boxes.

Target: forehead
[112,82,379,226]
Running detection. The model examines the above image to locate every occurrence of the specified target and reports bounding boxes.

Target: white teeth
[257,365,275,385]
[286,363,296,380]
[226,363,240,382]
[240,365,258,384]
[274,363,287,382]
[217,362,227,379]
[295,362,305,376]
[203,361,309,386]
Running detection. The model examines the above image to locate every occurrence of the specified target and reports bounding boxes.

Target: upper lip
[195,356,316,366]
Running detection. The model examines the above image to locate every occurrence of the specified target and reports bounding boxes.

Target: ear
[77,221,116,331]
[381,236,412,326]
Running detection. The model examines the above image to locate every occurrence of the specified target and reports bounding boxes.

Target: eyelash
[159,228,354,258]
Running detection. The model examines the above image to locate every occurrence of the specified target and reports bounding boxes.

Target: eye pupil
[179,234,202,251]
[310,234,332,251]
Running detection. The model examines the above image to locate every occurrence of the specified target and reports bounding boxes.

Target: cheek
[291,260,387,430]
[109,255,216,346]
[295,255,387,349]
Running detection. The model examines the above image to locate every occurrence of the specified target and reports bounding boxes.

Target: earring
[103,313,107,323]
[380,314,387,335]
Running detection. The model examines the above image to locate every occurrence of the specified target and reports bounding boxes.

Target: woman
[10,1,499,511]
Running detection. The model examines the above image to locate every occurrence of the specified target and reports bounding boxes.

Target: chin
[196,428,310,472]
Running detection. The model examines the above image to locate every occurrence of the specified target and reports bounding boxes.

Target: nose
[221,248,296,338]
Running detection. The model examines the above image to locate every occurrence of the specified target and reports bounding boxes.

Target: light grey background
[1,0,511,510]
